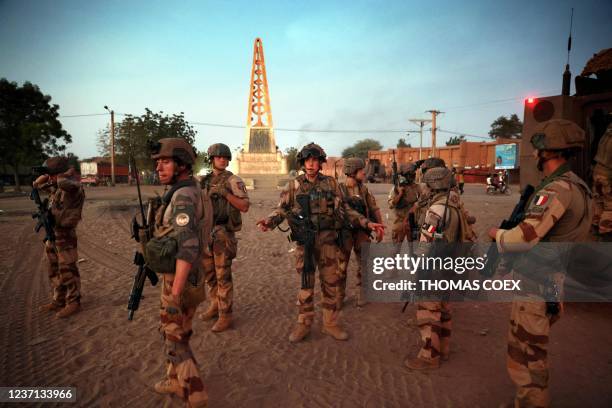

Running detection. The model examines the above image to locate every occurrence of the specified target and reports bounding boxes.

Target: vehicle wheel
[486,187,495,195]
[504,187,512,195]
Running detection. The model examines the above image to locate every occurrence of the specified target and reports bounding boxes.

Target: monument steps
[238,174,289,190]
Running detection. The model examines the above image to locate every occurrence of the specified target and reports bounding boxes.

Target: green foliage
[285,146,299,171]
[446,135,466,146]
[97,108,197,171]
[489,114,523,139]
[0,78,71,188]
[341,138,382,159]
[397,138,411,148]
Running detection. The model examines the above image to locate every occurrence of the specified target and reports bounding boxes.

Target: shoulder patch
[527,191,554,217]
[175,213,190,227]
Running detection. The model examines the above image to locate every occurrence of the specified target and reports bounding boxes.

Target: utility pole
[104,105,116,186]
[426,110,443,157]
[409,118,432,160]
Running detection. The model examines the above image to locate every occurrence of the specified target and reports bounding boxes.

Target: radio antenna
[562,8,574,96]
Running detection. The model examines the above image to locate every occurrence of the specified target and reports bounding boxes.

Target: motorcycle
[486,177,511,195]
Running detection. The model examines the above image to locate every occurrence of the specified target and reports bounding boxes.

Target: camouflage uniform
[200,169,248,322]
[411,170,468,368]
[495,120,592,407]
[338,175,380,306]
[265,173,370,339]
[388,183,421,243]
[592,124,612,237]
[34,160,85,314]
[150,138,208,407]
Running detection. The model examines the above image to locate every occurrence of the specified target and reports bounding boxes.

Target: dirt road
[0,184,610,407]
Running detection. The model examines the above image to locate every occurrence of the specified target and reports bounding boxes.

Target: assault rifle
[127,158,159,320]
[30,187,55,243]
[391,150,399,191]
[288,194,316,289]
[480,184,535,277]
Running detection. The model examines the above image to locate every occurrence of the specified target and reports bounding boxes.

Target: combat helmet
[422,166,453,190]
[421,157,446,174]
[343,157,365,176]
[530,119,585,151]
[207,143,232,161]
[149,138,196,165]
[42,157,70,175]
[399,163,417,175]
[297,143,327,164]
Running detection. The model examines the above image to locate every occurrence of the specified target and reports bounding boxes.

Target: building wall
[368,139,520,175]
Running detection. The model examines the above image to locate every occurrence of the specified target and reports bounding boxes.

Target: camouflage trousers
[392,216,411,243]
[160,274,208,408]
[294,230,343,326]
[338,229,370,305]
[203,226,237,316]
[44,227,81,306]
[592,166,612,236]
[507,297,557,408]
[416,301,451,362]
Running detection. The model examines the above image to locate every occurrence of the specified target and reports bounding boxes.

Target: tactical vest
[339,182,369,219]
[202,170,242,232]
[396,183,420,209]
[51,187,85,229]
[539,172,592,242]
[290,174,341,231]
[428,191,473,243]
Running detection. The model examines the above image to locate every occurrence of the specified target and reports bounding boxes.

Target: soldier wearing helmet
[404,165,473,371]
[149,138,209,407]
[198,143,249,332]
[487,119,593,408]
[33,156,85,319]
[257,143,384,343]
[337,157,384,307]
[388,162,422,244]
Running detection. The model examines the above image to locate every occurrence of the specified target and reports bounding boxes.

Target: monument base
[235,152,287,175]
[232,151,288,190]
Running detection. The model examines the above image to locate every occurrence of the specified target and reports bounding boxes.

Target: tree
[489,114,523,139]
[397,138,412,148]
[341,138,382,159]
[0,79,71,189]
[97,108,197,171]
[446,135,466,146]
[285,147,299,171]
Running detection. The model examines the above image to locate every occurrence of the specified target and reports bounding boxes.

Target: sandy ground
[0,183,610,407]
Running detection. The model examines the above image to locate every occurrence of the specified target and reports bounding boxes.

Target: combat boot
[199,304,218,321]
[211,315,232,332]
[404,357,440,370]
[289,323,311,343]
[39,302,64,312]
[55,303,81,319]
[154,378,183,398]
[321,309,349,341]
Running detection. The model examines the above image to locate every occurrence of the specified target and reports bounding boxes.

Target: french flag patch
[426,224,436,234]
[534,195,548,206]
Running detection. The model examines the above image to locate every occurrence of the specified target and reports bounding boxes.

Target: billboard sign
[495,143,518,169]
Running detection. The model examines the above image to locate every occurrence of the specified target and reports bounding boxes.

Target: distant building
[79,157,129,185]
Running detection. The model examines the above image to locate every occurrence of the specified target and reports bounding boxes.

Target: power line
[59,113,109,118]
[437,128,491,140]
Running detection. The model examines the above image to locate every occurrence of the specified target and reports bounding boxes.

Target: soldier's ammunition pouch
[145,236,178,274]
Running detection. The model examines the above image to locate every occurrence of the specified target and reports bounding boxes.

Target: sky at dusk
[1,0,611,159]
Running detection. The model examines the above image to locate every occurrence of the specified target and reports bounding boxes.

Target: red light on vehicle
[526,97,535,104]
